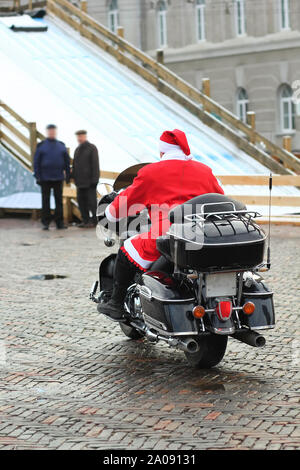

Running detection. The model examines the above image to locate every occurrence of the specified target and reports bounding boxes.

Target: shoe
[56,224,68,230]
[42,225,49,231]
[89,219,98,227]
[78,222,94,228]
[97,300,126,321]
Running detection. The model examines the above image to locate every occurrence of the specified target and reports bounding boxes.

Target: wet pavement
[0,218,299,449]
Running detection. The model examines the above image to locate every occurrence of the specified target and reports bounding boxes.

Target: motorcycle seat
[149,255,173,274]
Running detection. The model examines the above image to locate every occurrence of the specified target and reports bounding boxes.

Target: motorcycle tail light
[193,305,206,319]
[242,301,255,315]
[216,300,232,321]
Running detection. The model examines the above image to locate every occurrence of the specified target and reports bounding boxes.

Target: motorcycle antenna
[266,172,273,269]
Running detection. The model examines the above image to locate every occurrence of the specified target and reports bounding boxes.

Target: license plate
[205,272,236,298]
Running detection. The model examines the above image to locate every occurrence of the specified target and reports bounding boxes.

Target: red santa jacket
[105,155,224,271]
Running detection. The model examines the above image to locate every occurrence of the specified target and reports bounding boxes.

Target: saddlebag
[99,254,116,291]
[240,279,275,330]
[139,271,197,336]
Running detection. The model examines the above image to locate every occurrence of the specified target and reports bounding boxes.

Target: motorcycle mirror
[104,237,115,247]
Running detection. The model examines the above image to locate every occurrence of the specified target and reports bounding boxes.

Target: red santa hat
[159,129,191,156]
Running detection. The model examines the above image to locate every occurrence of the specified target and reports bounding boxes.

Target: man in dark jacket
[33,124,70,230]
[72,130,100,228]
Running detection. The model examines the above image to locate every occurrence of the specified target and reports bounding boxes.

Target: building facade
[86,0,300,150]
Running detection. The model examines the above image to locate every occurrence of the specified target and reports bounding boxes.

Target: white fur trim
[123,236,154,269]
[159,140,181,154]
[105,203,120,222]
[161,150,193,161]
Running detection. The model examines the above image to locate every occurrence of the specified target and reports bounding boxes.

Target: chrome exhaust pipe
[178,338,200,353]
[144,328,199,352]
[145,328,159,343]
[233,330,266,348]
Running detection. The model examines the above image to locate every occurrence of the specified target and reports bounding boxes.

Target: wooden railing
[46,0,300,176]
[0,0,46,11]
[0,100,45,169]
[63,173,300,211]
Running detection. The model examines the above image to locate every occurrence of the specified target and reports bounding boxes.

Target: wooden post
[63,194,72,224]
[81,0,87,13]
[117,26,124,38]
[31,209,39,221]
[283,136,292,154]
[28,122,37,166]
[247,111,256,144]
[202,78,210,112]
[116,27,125,63]
[202,78,210,98]
[80,1,88,35]
[28,0,33,10]
[13,1,20,12]
[156,49,164,64]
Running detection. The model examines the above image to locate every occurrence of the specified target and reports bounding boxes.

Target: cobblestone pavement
[0,218,299,450]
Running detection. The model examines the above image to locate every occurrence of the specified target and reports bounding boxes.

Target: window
[196,0,206,42]
[236,88,249,122]
[108,0,118,33]
[158,1,167,48]
[279,0,290,30]
[234,0,246,36]
[279,84,296,132]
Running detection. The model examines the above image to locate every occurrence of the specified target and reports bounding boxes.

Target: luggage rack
[184,210,262,235]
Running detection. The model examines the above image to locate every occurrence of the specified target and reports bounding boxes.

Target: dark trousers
[40,180,63,227]
[77,186,97,224]
[111,249,142,303]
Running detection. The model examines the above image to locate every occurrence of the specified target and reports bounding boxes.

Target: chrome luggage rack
[185,210,262,223]
[183,202,262,235]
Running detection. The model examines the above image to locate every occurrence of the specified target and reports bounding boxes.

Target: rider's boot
[97,249,140,320]
[98,283,128,320]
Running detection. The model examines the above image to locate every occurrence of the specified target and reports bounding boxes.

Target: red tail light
[216,300,232,321]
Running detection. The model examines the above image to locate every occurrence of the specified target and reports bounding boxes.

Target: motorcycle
[90,165,275,368]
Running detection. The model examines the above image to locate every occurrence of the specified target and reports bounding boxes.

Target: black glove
[97,192,118,224]
[101,191,118,205]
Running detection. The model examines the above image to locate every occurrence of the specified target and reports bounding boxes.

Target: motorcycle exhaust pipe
[178,338,200,353]
[232,330,266,348]
[144,328,199,352]
[145,328,159,343]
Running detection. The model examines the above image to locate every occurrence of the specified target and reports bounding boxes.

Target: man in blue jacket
[33,124,70,230]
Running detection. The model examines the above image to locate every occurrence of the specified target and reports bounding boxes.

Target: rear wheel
[185,335,228,368]
[119,322,144,340]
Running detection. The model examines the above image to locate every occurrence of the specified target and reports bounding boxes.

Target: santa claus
[99,129,224,320]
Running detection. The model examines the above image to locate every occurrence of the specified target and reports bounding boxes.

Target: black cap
[75,130,87,135]
[46,124,57,130]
